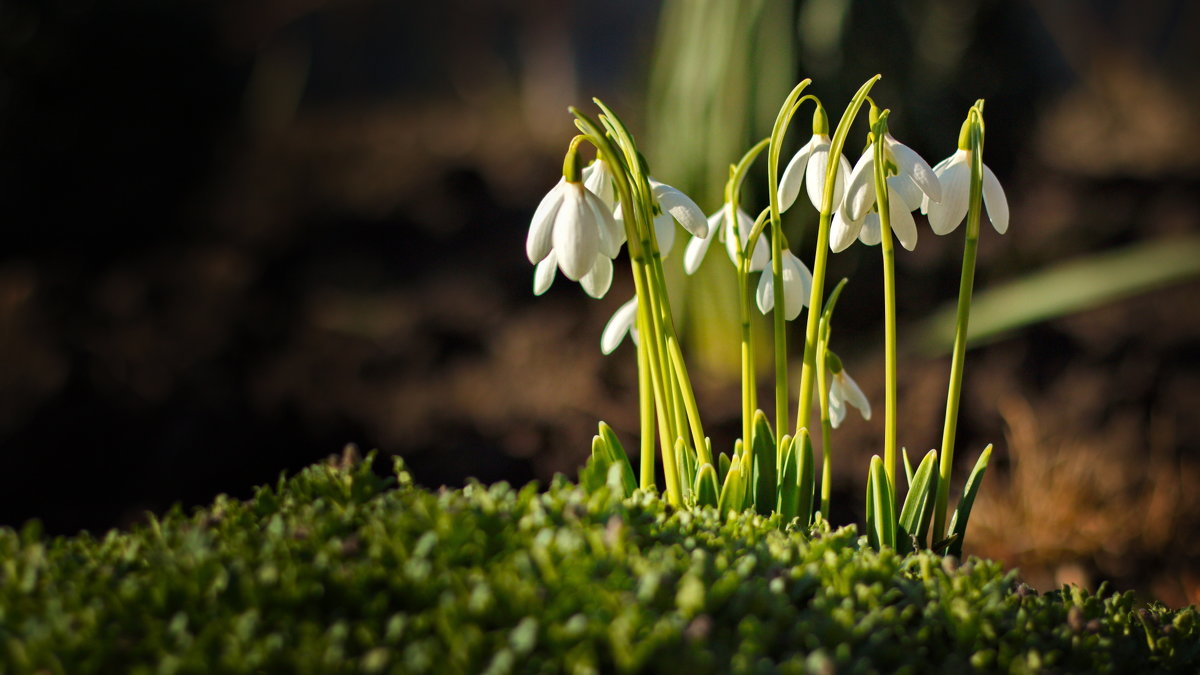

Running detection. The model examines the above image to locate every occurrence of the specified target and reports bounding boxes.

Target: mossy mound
[1,454,1196,673]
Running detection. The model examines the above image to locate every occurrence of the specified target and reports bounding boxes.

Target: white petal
[829,386,847,428]
[806,139,848,213]
[683,212,721,275]
[889,174,923,214]
[651,180,708,238]
[587,190,623,258]
[886,134,941,203]
[843,150,877,222]
[926,153,970,235]
[830,209,865,253]
[533,250,557,295]
[580,255,613,299]
[553,184,599,281]
[780,250,812,321]
[887,192,919,251]
[653,212,676,257]
[723,207,767,271]
[858,212,882,246]
[755,267,774,315]
[840,371,871,420]
[526,181,566,264]
[982,163,1010,234]
[777,136,818,212]
[601,296,638,355]
[582,160,616,210]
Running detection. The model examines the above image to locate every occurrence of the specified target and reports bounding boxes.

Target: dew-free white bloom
[829,367,871,429]
[649,179,709,239]
[582,159,616,210]
[829,176,920,252]
[778,133,852,213]
[920,149,1009,235]
[683,204,769,275]
[843,133,942,225]
[601,296,639,354]
[526,178,623,283]
[755,249,813,321]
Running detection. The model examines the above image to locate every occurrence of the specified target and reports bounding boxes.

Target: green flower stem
[872,112,899,496]
[632,258,681,504]
[765,80,812,455]
[636,328,655,490]
[727,138,770,449]
[933,105,986,542]
[795,75,881,438]
[816,343,833,517]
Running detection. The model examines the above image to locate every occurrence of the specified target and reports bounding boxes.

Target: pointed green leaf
[581,434,611,494]
[718,452,731,488]
[675,438,695,504]
[718,456,746,516]
[902,447,916,489]
[694,463,719,508]
[947,444,993,558]
[776,436,798,520]
[598,422,636,497]
[751,410,777,515]
[865,468,878,550]
[870,455,896,549]
[897,449,938,554]
[795,429,815,528]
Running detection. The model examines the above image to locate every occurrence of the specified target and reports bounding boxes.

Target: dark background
[1,0,1197,605]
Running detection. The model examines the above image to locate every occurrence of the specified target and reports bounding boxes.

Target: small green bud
[826,351,844,374]
[957,117,972,151]
[812,105,830,135]
[562,136,586,183]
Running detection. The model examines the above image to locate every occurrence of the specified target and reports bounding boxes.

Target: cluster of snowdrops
[524,76,1008,556]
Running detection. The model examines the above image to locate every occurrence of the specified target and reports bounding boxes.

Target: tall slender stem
[636,330,655,490]
[933,107,986,542]
[872,118,899,497]
[737,267,755,451]
[816,348,833,516]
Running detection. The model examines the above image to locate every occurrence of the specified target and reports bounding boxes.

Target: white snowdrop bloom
[582,159,616,210]
[526,179,622,282]
[920,149,1009,235]
[649,179,709,239]
[683,205,768,275]
[843,133,942,224]
[614,203,676,257]
[778,133,852,213]
[755,249,813,321]
[601,296,639,355]
[829,367,871,428]
[829,176,919,252]
[532,250,613,299]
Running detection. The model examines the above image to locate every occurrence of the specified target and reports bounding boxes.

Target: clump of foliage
[2,453,1195,673]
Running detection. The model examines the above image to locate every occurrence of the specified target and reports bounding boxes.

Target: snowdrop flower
[843,133,942,227]
[614,203,676,257]
[649,179,709,239]
[600,296,639,354]
[828,366,870,429]
[778,132,852,213]
[682,204,769,274]
[582,159,616,210]
[526,178,623,282]
[755,249,813,321]
[829,176,920,252]
[920,149,1009,235]
[532,250,613,299]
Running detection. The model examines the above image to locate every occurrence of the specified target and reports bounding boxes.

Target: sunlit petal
[533,251,557,296]
[653,212,676,257]
[553,184,600,280]
[844,151,877,222]
[982,163,1010,234]
[651,180,709,238]
[926,153,970,235]
[601,296,639,355]
[830,209,865,253]
[778,136,818,212]
[526,181,566,264]
[886,134,941,203]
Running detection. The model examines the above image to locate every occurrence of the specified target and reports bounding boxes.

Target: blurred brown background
[0,0,1197,606]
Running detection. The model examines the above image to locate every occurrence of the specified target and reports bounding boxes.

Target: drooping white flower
[526,178,623,283]
[919,149,1009,235]
[755,248,813,321]
[649,179,709,239]
[683,204,769,274]
[601,296,639,354]
[532,250,614,299]
[829,367,871,428]
[843,133,942,225]
[829,176,920,252]
[778,133,852,213]
[582,159,616,210]
[614,203,676,257]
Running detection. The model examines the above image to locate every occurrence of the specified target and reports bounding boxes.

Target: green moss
[1,454,1196,673]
